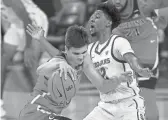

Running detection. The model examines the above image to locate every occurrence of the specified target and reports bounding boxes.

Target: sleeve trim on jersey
[122,63,126,72]
[111,36,127,63]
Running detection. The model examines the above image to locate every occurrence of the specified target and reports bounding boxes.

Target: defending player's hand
[58,61,77,81]
[26,22,45,40]
[137,67,154,78]
[118,71,133,83]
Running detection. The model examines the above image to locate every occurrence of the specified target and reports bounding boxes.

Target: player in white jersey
[84,3,153,120]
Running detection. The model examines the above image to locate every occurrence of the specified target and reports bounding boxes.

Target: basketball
[48,71,76,104]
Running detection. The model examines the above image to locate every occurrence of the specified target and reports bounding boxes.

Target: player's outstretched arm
[26,23,61,57]
[114,36,153,78]
[123,53,153,78]
[83,54,132,93]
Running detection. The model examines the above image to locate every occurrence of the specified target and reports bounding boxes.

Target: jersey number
[99,67,109,79]
[126,28,140,37]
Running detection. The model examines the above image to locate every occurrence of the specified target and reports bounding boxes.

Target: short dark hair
[65,25,89,49]
[97,2,121,29]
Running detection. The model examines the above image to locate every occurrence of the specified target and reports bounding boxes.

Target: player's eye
[73,53,80,55]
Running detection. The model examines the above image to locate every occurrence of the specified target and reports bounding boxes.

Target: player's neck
[98,29,111,44]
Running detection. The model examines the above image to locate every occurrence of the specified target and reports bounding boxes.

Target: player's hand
[26,22,45,41]
[137,68,154,78]
[58,61,77,81]
[118,71,133,83]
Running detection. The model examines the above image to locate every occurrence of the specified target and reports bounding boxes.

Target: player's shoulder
[112,34,129,43]
[37,55,66,76]
[110,34,130,49]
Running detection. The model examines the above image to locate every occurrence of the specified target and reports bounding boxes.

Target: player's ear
[106,21,112,27]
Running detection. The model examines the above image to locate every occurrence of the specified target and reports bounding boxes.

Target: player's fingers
[26,30,32,36]
[73,70,77,81]
[28,24,36,31]
[32,22,38,29]
[69,68,76,81]
[32,21,38,27]
[27,25,33,33]
[59,68,63,78]
[64,68,68,80]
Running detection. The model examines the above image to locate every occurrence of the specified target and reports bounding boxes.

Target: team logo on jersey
[94,58,110,68]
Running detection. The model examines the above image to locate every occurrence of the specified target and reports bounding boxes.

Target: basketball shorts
[19,92,70,120]
[83,96,146,120]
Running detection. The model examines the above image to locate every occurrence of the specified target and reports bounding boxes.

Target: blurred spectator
[33,0,62,18]
[48,0,87,50]
[155,7,168,75]
[86,0,102,20]
[49,0,87,35]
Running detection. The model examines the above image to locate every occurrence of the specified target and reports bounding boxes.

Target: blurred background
[1,0,168,120]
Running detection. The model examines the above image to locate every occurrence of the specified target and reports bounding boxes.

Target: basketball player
[26,3,154,120]
[107,0,168,120]
[19,25,133,120]
[83,3,153,120]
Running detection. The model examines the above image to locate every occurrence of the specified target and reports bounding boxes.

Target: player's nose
[78,55,84,60]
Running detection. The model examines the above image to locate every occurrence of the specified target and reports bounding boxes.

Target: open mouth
[90,24,95,28]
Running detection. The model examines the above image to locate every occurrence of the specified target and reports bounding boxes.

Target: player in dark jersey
[107,0,168,120]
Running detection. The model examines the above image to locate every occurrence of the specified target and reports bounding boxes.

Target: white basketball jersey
[88,35,140,102]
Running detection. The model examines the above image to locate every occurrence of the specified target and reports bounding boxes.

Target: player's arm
[26,23,61,57]
[83,54,131,93]
[114,37,153,78]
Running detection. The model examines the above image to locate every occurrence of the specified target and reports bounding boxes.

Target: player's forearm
[123,53,142,74]
[38,37,61,57]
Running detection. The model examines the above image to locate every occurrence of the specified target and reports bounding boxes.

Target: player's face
[89,10,110,36]
[66,45,88,65]
[108,0,127,11]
